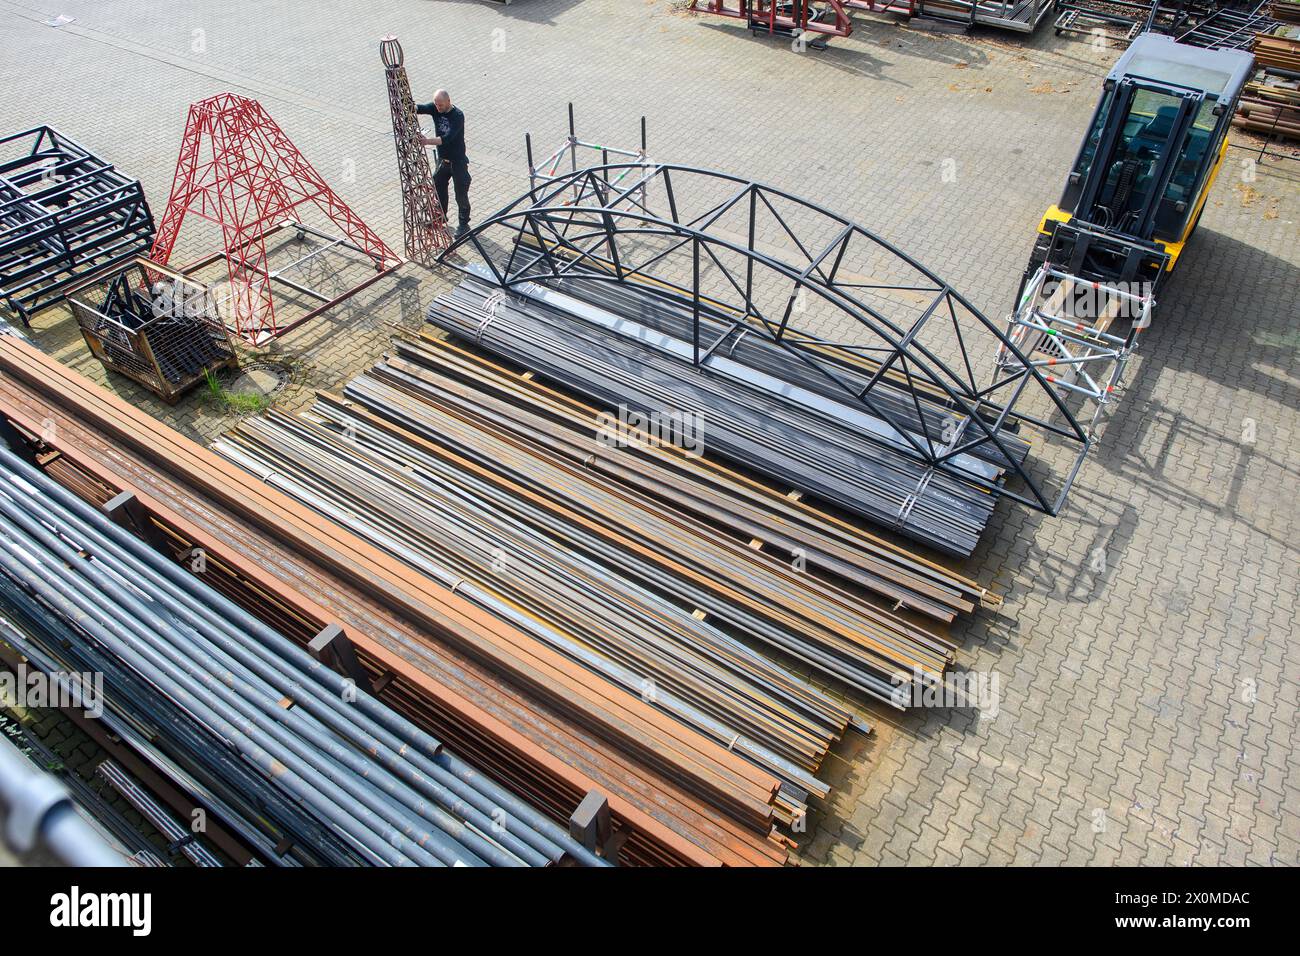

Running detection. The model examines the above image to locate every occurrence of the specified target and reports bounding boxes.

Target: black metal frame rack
[0,127,155,326]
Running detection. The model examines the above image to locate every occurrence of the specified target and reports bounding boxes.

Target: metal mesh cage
[68,257,238,404]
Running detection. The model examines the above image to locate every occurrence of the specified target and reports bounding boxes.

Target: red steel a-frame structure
[150,92,401,345]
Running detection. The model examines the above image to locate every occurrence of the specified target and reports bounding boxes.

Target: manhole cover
[227,361,290,398]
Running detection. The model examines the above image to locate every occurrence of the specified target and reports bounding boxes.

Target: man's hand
[419,134,442,147]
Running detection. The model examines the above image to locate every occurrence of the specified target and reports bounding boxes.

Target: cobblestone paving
[1,0,1296,867]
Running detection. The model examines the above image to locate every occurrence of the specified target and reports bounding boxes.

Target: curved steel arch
[440,163,1096,516]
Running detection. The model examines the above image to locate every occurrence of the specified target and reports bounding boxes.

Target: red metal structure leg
[150,92,401,344]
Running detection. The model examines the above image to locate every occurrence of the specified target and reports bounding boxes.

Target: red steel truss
[150,92,401,345]
[380,36,451,266]
[689,1,914,38]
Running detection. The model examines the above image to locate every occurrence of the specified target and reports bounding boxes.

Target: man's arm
[414,103,441,146]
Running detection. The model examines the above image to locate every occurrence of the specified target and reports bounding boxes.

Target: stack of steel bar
[0,334,788,866]
[0,445,605,867]
[227,348,955,700]
[553,275,1032,476]
[94,762,224,867]
[1234,70,1300,138]
[399,334,996,622]
[213,348,973,781]
[1253,28,1300,70]
[0,127,154,326]
[216,333,980,717]
[425,276,1008,557]
[1276,0,1300,22]
[219,407,853,804]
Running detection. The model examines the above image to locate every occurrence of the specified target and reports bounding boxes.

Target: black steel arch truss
[441,163,1097,516]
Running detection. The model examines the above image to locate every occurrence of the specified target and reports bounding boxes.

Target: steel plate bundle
[425,276,1010,557]
[0,445,603,867]
[0,127,154,326]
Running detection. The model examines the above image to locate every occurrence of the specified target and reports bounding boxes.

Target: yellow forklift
[998,34,1253,430]
[1023,33,1255,298]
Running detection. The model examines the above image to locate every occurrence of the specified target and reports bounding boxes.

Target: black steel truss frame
[441,163,1099,516]
[0,126,155,325]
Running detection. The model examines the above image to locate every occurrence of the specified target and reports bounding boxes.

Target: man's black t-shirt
[415,103,466,164]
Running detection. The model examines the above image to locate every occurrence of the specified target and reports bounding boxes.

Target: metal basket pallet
[68,257,238,404]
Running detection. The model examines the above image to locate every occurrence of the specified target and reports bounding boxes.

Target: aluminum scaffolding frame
[997,219,1166,502]
[440,162,1104,519]
[526,105,653,210]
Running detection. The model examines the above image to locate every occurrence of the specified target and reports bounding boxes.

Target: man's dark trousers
[435,157,471,230]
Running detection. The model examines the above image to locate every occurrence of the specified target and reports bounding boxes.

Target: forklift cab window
[1163,99,1217,207]
[1074,98,1111,187]
[1091,88,1184,233]
[1071,85,1217,240]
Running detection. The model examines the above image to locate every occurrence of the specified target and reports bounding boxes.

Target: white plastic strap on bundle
[477,290,507,343]
[726,327,750,357]
[894,468,936,531]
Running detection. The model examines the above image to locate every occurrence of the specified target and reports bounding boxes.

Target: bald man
[417,89,471,239]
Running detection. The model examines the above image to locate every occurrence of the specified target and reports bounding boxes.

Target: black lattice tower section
[381,36,451,266]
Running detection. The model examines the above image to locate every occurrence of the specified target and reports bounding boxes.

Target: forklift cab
[1035,35,1253,288]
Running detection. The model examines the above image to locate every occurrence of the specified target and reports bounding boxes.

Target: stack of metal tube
[0,444,607,867]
